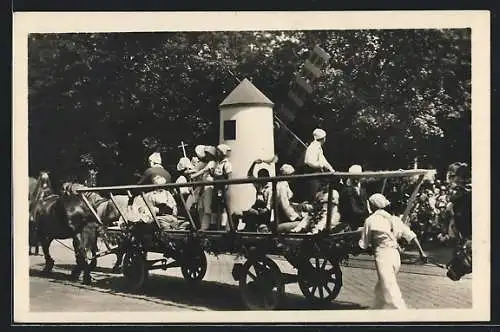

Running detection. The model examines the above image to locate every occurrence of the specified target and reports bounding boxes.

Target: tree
[28,29,471,185]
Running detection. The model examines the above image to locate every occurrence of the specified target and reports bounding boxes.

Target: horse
[33,181,128,284]
[443,162,472,281]
[29,171,55,255]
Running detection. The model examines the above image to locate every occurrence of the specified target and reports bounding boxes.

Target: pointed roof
[219,78,274,108]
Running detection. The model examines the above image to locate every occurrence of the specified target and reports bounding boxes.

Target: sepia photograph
[12,11,490,323]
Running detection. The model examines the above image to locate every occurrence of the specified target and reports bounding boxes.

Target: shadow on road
[30,265,367,311]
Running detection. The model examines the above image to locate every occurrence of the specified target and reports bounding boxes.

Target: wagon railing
[76,169,430,244]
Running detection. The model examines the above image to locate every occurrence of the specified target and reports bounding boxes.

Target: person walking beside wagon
[359,193,427,309]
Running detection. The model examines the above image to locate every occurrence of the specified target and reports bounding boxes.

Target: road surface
[29,239,472,312]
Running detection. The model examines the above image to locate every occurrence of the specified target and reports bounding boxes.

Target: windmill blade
[273,45,331,165]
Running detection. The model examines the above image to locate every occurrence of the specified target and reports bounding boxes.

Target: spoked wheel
[298,256,343,304]
[181,249,207,283]
[239,256,285,310]
[122,250,148,292]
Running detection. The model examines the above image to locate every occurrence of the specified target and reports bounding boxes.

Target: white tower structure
[218,78,276,214]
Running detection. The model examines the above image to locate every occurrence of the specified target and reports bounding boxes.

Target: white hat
[280,164,295,175]
[204,146,217,156]
[368,193,390,209]
[348,164,363,173]
[217,144,231,156]
[148,152,162,165]
[313,128,327,140]
[194,145,206,158]
[177,157,193,172]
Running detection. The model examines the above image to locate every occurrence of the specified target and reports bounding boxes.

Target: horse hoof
[69,269,81,281]
[83,275,92,285]
[43,265,54,274]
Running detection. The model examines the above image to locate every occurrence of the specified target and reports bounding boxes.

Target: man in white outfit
[359,193,427,309]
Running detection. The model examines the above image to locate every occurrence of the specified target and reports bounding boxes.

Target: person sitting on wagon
[137,152,172,185]
[275,164,309,233]
[338,164,370,230]
[189,145,217,230]
[175,157,196,217]
[127,152,173,206]
[240,157,276,232]
[128,175,190,231]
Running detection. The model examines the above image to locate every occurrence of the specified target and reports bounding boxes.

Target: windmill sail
[273,45,331,166]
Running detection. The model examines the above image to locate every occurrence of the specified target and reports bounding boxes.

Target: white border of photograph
[12,10,490,323]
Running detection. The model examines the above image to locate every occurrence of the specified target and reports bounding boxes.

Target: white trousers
[373,247,407,309]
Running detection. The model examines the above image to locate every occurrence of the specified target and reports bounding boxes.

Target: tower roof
[219,78,274,108]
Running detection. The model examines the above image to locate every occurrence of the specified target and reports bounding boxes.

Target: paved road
[29,240,472,311]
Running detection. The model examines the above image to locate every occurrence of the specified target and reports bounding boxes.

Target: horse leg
[112,250,124,274]
[70,236,84,281]
[40,237,54,273]
[81,224,98,285]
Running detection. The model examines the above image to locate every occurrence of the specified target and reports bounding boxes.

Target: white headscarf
[280,164,295,175]
[148,152,162,165]
[177,157,193,172]
[217,144,231,156]
[368,193,391,210]
[312,128,326,140]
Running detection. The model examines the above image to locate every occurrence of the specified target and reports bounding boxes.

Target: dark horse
[444,162,472,281]
[29,171,54,255]
[32,181,127,284]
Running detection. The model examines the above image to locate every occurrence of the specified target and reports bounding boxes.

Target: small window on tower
[224,120,236,140]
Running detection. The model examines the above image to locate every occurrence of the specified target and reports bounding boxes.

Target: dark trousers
[295,165,326,203]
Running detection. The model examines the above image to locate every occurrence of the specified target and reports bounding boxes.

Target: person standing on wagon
[302,128,335,202]
[189,145,217,230]
[211,144,233,230]
[359,193,427,309]
[175,157,196,218]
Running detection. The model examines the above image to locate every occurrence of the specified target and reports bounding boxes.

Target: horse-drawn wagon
[73,168,431,310]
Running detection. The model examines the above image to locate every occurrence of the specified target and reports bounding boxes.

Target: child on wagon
[211,144,233,230]
[189,145,217,230]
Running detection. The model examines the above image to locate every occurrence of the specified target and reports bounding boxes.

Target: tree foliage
[28,29,471,185]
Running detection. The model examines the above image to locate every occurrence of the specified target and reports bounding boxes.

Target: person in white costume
[301,128,335,201]
[359,193,427,309]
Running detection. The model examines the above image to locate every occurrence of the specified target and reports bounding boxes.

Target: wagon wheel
[239,256,285,310]
[298,256,343,304]
[122,250,148,291]
[181,249,207,283]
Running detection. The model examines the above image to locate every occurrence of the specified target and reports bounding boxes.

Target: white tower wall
[219,105,275,213]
